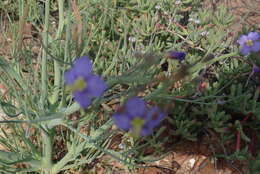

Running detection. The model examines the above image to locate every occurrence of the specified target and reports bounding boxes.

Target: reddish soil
[204,0,260,31]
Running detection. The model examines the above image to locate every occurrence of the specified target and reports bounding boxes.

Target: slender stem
[51,151,73,173]
[55,0,64,40]
[42,129,53,174]
[41,1,52,173]
[51,0,64,104]
[63,102,80,115]
[0,103,80,124]
[52,120,114,173]
[14,0,23,73]
[236,131,241,151]
[41,0,50,107]
[64,15,71,66]
[52,61,61,104]
[189,52,237,74]
[60,4,72,107]
[0,151,41,168]
[61,120,137,167]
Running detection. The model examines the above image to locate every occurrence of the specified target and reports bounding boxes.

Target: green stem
[41,129,53,174]
[15,0,23,73]
[51,0,64,104]
[52,61,61,104]
[55,0,64,40]
[41,0,50,107]
[0,103,80,125]
[0,150,41,168]
[51,151,73,173]
[63,102,80,115]
[60,4,72,108]
[189,52,238,74]
[60,120,137,167]
[52,120,114,172]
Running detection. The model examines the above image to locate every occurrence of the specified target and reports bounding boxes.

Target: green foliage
[0,0,259,173]
[249,154,260,174]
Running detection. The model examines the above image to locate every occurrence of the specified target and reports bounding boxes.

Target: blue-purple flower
[248,64,260,83]
[64,56,107,108]
[252,64,260,73]
[112,97,165,136]
[167,51,186,61]
[237,32,260,55]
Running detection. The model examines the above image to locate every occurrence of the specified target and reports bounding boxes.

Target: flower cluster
[112,97,165,137]
[64,56,107,108]
[64,56,166,136]
[237,32,260,55]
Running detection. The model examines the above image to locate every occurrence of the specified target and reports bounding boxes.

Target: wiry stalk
[40,1,53,173]
[51,0,65,104]
[40,0,50,107]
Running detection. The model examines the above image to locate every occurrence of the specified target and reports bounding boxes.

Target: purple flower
[167,51,186,61]
[64,56,107,108]
[112,97,165,136]
[237,32,260,55]
[247,64,260,82]
[253,64,260,73]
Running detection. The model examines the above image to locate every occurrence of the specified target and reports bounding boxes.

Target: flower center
[74,78,87,91]
[67,77,87,92]
[131,117,145,137]
[246,40,253,46]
